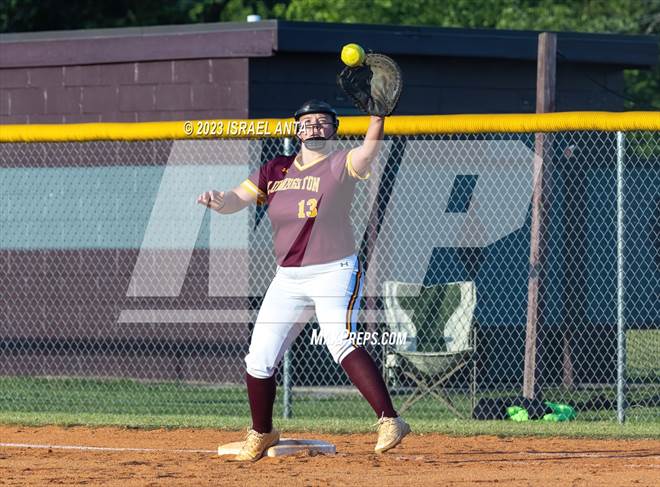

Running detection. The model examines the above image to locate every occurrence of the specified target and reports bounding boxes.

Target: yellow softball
[341,43,366,67]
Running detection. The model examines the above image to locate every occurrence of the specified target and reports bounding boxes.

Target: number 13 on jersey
[297,198,318,218]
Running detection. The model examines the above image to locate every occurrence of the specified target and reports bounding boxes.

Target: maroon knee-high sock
[341,347,397,418]
[245,373,276,433]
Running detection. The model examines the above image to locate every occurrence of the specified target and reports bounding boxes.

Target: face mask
[303,137,328,151]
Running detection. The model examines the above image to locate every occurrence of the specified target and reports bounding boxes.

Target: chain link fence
[0,131,658,424]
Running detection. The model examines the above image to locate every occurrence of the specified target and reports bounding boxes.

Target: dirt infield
[0,426,658,486]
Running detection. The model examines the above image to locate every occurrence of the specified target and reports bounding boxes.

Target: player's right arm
[197,162,269,213]
[196,184,257,214]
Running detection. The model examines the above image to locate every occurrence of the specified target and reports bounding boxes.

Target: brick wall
[0,58,249,124]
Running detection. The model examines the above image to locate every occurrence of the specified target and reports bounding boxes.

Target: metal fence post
[616,131,626,424]
[282,136,294,420]
[283,350,292,418]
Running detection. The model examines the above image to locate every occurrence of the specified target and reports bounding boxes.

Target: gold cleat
[374,416,411,454]
[233,428,280,462]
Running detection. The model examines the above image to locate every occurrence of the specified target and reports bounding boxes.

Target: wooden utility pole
[523,32,556,399]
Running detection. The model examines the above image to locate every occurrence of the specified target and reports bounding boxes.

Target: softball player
[197,100,410,461]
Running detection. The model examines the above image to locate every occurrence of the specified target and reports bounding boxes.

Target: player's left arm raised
[348,116,384,177]
[337,47,402,179]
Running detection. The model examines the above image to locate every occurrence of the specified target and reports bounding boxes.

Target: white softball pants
[245,254,363,379]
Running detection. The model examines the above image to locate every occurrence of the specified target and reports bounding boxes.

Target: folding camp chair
[383,280,477,418]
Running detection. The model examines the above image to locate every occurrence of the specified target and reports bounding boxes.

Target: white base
[217,438,336,458]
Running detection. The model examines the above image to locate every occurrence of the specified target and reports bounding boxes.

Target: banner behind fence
[0,122,658,423]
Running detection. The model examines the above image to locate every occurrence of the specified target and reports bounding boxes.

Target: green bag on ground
[542,401,577,422]
[506,406,529,422]
[506,401,575,422]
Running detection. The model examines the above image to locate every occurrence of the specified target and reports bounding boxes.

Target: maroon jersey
[241,148,369,267]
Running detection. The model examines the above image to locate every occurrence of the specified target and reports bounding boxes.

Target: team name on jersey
[268,175,320,194]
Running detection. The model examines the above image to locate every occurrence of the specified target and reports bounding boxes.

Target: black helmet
[294,99,338,121]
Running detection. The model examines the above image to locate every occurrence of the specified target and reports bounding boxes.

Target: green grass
[0,376,658,439]
[0,410,657,440]
[628,329,660,382]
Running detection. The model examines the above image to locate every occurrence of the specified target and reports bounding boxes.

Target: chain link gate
[0,129,658,424]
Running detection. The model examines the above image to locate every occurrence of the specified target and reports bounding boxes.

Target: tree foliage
[3,0,656,35]
[1,0,658,108]
[277,0,646,33]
